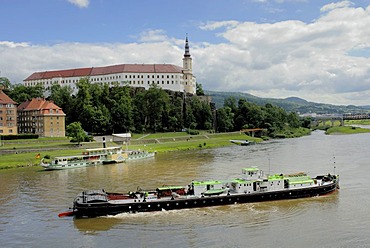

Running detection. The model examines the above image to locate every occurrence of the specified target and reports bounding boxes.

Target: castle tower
[182,35,196,94]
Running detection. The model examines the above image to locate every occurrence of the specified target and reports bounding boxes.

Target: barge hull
[74,181,338,218]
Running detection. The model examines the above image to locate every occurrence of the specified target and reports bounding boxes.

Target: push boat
[60,167,339,218]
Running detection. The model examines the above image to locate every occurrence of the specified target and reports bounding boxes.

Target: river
[1,130,369,248]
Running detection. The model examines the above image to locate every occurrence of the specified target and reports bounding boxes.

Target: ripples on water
[2,131,370,247]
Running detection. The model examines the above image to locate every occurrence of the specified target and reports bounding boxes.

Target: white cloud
[0,39,181,82]
[137,29,169,43]
[320,1,353,12]
[67,0,89,8]
[0,41,29,48]
[1,3,370,106]
[200,21,239,31]
[192,2,370,105]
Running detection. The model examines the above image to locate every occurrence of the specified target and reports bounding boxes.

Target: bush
[187,129,199,135]
[1,134,39,140]
[84,135,94,142]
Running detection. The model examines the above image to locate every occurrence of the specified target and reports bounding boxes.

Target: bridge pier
[310,116,344,128]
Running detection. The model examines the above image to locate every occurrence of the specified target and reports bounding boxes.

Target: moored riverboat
[40,146,126,170]
[61,167,339,218]
[123,150,156,161]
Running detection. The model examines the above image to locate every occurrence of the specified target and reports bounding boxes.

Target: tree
[0,77,11,90]
[144,85,170,132]
[190,96,213,130]
[7,84,44,103]
[224,96,237,113]
[110,84,133,133]
[132,90,147,133]
[49,84,73,123]
[216,107,234,132]
[168,96,184,131]
[196,83,205,96]
[263,103,288,134]
[72,78,95,133]
[66,122,87,145]
[287,112,300,128]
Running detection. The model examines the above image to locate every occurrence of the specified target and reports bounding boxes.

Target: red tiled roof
[17,98,65,115]
[24,64,183,81]
[25,68,93,81]
[0,90,17,104]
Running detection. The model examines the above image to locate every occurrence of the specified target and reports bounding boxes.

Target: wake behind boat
[62,167,339,218]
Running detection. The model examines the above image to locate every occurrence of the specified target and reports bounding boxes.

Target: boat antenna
[333,155,336,175]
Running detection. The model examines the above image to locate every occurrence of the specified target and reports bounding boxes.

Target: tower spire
[184,34,191,58]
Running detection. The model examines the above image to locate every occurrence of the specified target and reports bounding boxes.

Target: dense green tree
[287,112,300,128]
[6,84,43,103]
[66,122,87,144]
[168,96,184,131]
[263,103,287,133]
[196,83,205,96]
[300,117,312,129]
[4,75,307,136]
[0,77,11,89]
[110,83,133,133]
[132,90,147,133]
[143,84,170,132]
[49,84,73,123]
[183,98,196,130]
[223,96,237,113]
[72,78,95,133]
[216,107,234,132]
[190,96,213,130]
[234,99,249,130]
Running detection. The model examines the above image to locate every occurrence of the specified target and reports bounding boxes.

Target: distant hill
[205,90,370,114]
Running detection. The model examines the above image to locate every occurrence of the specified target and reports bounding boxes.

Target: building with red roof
[23,37,196,95]
[0,90,17,135]
[17,98,65,137]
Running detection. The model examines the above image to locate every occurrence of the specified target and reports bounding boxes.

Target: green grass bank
[0,132,261,170]
[325,125,370,135]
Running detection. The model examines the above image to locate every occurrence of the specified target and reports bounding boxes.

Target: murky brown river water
[1,130,370,248]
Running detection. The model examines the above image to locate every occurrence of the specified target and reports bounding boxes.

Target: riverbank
[0,132,262,170]
[325,125,370,135]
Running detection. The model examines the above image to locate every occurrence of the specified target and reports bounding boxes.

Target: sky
[1,0,370,106]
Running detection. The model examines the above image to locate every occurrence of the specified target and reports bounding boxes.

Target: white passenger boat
[40,146,125,170]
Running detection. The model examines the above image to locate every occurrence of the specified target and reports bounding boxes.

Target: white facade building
[24,37,196,95]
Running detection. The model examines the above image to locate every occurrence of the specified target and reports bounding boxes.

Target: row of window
[19,122,60,127]
[0,123,15,127]
[0,129,14,133]
[18,109,60,116]
[0,110,15,115]
[20,128,62,133]
[0,104,15,108]
[18,116,60,121]
[126,81,181,85]
[25,74,183,86]
[27,79,185,87]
